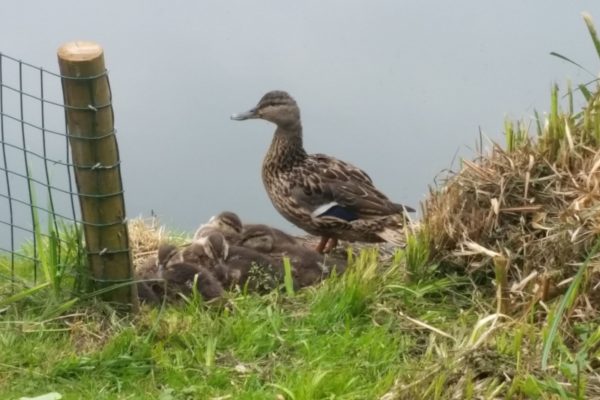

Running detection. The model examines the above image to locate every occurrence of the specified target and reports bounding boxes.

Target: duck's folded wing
[290,155,403,220]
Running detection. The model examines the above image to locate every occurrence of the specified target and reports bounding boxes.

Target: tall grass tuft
[310,248,379,323]
[1,170,87,315]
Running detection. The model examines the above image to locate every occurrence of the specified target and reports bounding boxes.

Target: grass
[2,234,599,399]
[0,247,453,399]
[3,11,600,400]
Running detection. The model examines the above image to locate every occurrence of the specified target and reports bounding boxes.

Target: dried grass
[127,216,170,270]
[424,88,600,314]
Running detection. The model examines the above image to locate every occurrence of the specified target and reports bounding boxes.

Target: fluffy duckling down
[135,209,353,305]
[198,211,347,289]
[135,242,224,304]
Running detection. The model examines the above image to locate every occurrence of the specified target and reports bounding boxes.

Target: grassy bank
[2,230,598,399]
[2,13,600,400]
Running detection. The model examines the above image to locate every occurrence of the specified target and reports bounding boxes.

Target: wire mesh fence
[1,44,136,307]
[0,52,87,294]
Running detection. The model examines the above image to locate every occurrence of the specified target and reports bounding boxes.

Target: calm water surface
[0,1,599,241]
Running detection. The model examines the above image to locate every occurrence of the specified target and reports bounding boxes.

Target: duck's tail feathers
[392,202,416,214]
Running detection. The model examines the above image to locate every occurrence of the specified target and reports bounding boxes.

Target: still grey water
[1,1,599,242]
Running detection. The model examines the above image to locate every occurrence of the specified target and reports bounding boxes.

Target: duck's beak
[230,107,258,121]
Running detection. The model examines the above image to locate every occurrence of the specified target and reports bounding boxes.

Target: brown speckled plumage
[231,90,414,252]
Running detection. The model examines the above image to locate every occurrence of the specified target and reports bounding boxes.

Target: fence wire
[0,52,86,292]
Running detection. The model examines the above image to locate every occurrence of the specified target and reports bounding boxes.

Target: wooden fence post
[57,41,136,309]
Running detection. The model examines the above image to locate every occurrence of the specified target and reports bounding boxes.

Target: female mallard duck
[231,90,415,253]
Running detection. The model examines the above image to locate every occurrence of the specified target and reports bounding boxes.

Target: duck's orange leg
[315,237,329,254]
[324,238,338,253]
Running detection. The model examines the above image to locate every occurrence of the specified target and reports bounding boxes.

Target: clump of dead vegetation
[424,76,600,314]
[128,216,171,270]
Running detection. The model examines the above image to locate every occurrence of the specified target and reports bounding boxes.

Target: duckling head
[194,211,242,241]
[194,230,230,262]
[231,91,300,130]
[240,226,275,253]
[157,243,180,271]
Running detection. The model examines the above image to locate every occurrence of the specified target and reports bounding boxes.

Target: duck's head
[231,91,300,129]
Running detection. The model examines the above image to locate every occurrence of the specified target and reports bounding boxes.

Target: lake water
[1,1,599,240]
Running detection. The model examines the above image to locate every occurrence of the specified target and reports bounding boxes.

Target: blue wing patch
[315,204,358,222]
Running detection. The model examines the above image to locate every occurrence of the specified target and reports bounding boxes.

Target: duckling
[135,257,162,304]
[196,211,300,248]
[191,229,283,293]
[216,245,283,293]
[159,261,224,301]
[134,244,174,300]
[139,242,226,302]
[136,280,161,304]
[239,223,299,253]
[240,224,346,288]
[179,231,229,268]
[156,243,183,269]
[193,211,243,243]
[134,243,179,304]
[231,91,415,253]
[135,254,160,282]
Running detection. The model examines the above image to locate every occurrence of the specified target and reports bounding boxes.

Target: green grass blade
[205,335,217,368]
[583,12,600,61]
[534,110,543,136]
[541,237,600,370]
[505,119,514,151]
[0,282,51,307]
[267,383,296,400]
[579,84,593,101]
[26,169,44,284]
[80,280,137,299]
[567,81,574,114]
[41,298,79,319]
[282,257,295,296]
[549,52,596,77]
